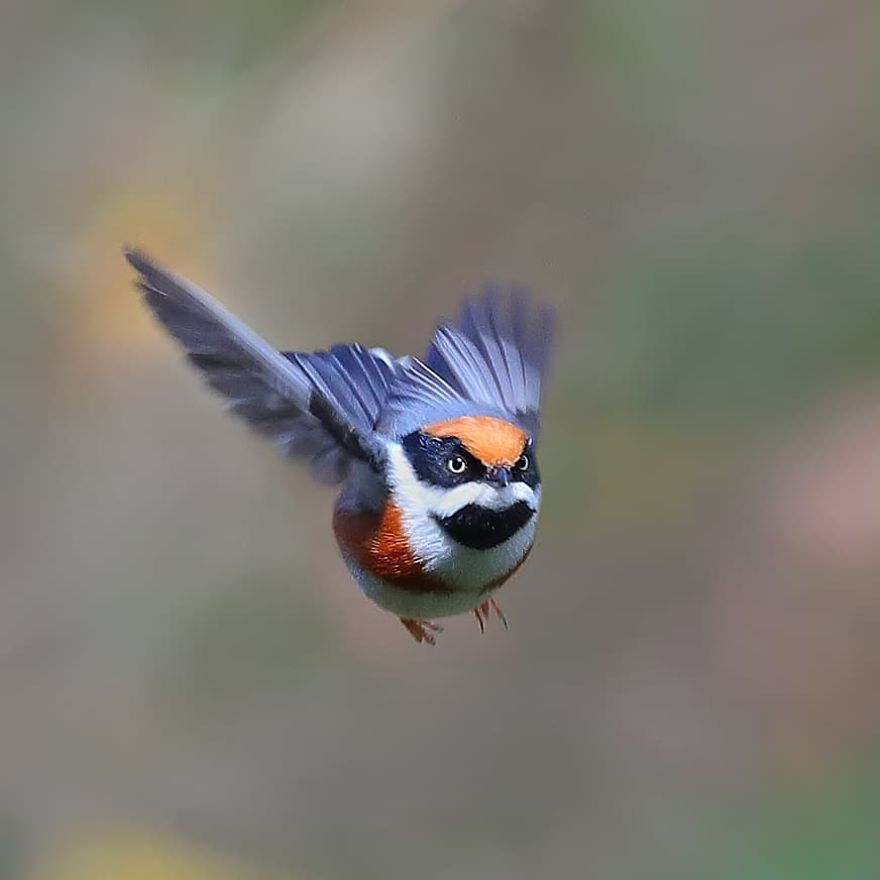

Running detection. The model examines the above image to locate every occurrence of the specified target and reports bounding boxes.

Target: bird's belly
[342,530,535,619]
[348,565,497,619]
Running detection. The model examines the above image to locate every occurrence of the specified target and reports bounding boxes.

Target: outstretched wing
[125,249,392,484]
[424,287,555,436]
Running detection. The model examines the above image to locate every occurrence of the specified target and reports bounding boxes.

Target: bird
[124,249,554,645]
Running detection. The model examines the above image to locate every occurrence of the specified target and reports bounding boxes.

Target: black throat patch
[434,501,535,550]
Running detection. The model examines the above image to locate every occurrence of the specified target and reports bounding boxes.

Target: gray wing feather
[125,249,387,484]
[375,356,471,437]
[385,357,461,410]
[425,287,554,435]
[282,344,402,434]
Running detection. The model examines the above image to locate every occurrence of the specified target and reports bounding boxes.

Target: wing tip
[122,244,153,274]
[123,246,169,304]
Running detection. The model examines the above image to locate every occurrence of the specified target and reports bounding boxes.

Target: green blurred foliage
[722,758,880,879]
[594,217,880,422]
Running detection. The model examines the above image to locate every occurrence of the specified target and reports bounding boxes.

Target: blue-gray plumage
[125,248,554,644]
[425,288,554,438]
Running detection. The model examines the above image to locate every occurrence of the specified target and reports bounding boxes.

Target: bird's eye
[515,454,529,471]
[447,455,467,474]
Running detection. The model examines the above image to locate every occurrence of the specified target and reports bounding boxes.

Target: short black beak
[487,467,511,487]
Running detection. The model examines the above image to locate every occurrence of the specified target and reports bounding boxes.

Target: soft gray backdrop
[2,2,880,878]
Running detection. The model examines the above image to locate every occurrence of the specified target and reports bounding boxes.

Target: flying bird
[125,250,554,645]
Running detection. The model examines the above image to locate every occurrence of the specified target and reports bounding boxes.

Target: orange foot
[474,597,509,634]
[400,617,444,646]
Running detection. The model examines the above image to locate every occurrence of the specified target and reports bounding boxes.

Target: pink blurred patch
[766,391,880,575]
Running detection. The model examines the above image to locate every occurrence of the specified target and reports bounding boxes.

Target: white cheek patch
[385,442,540,587]
[386,444,539,519]
[428,480,537,518]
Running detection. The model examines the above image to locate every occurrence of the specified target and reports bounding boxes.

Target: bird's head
[389,415,540,550]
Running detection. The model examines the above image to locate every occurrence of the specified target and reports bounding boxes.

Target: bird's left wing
[125,249,387,483]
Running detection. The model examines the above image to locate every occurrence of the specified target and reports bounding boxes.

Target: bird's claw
[400,617,443,645]
[474,597,508,633]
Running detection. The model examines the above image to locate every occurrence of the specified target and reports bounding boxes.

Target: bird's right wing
[425,287,555,437]
[125,249,391,484]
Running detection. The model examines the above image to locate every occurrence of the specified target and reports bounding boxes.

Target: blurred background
[2,1,879,877]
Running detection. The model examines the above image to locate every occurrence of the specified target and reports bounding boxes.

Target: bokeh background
[2,1,880,878]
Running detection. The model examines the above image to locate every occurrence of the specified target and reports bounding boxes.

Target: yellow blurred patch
[30,826,299,880]
[53,177,216,389]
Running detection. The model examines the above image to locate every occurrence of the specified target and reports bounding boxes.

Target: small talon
[490,597,509,630]
[474,605,486,634]
[400,617,443,645]
[474,598,508,633]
